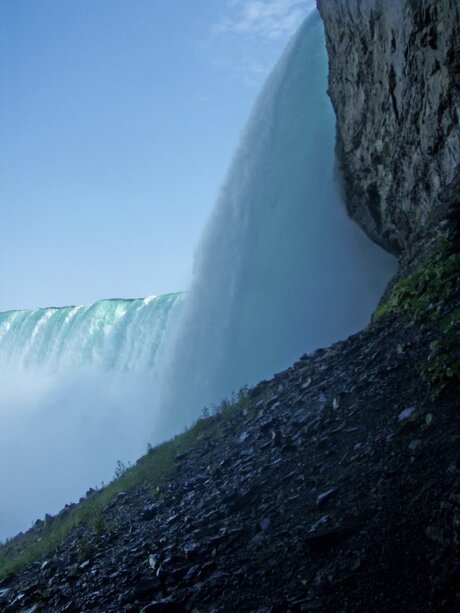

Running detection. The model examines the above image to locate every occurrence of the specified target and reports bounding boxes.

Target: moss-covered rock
[374,240,460,322]
[374,238,460,397]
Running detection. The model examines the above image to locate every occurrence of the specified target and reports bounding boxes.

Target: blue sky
[0,0,314,311]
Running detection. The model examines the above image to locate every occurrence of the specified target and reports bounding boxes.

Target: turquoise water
[0,293,182,374]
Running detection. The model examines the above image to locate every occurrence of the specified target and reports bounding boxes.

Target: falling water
[0,293,182,373]
[157,11,397,431]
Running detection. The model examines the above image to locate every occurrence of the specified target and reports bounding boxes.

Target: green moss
[374,239,460,397]
[373,240,460,322]
[440,308,460,334]
[0,387,250,581]
[423,354,460,397]
[421,336,460,398]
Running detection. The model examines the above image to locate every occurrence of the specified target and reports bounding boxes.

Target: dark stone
[134,577,162,597]
[306,521,362,553]
[141,600,182,613]
[316,488,337,508]
[260,517,271,532]
[0,588,12,602]
[141,503,161,521]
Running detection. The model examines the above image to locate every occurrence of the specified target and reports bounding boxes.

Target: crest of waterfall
[0,293,183,374]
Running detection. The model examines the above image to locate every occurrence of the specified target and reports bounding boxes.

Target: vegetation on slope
[373,239,459,322]
[0,389,250,581]
[374,237,460,396]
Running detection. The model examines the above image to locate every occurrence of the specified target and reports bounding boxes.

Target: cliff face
[317,0,459,255]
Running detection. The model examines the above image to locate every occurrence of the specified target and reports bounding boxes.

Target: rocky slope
[317,0,459,255]
[0,302,459,612]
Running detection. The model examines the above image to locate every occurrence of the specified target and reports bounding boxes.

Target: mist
[0,296,183,540]
[0,368,185,541]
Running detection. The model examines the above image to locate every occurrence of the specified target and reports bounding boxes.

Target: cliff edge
[318,0,459,256]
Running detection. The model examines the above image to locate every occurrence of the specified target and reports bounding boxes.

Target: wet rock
[349,555,362,572]
[183,542,200,560]
[305,524,357,553]
[408,439,423,452]
[149,554,160,571]
[266,395,280,409]
[41,558,65,572]
[141,503,161,521]
[22,605,40,613]
[316,488,336,509]
[260,517,271,532]
[205,570,230,586]
[301,599,323,610]
[141,599,183,612]
[185,564,200,582]
[0,587,12,602]
[398,407,416,422]
[134,577,162,597]
[249,533,266,547]
[238,431,250,443]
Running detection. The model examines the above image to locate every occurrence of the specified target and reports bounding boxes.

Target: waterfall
[0,293,182,374]
[0,10,397,541]
[157,11,396,430]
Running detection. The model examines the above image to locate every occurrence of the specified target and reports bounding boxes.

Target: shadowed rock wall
[317,0,459,255]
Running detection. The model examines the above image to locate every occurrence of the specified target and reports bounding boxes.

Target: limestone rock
[317,0,459,255]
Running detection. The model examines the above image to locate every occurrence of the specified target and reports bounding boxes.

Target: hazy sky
[1,0,314,311]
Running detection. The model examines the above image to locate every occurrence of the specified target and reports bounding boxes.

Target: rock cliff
[317,0,459,255]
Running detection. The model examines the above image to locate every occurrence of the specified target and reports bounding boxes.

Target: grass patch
[0,387,251,581]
